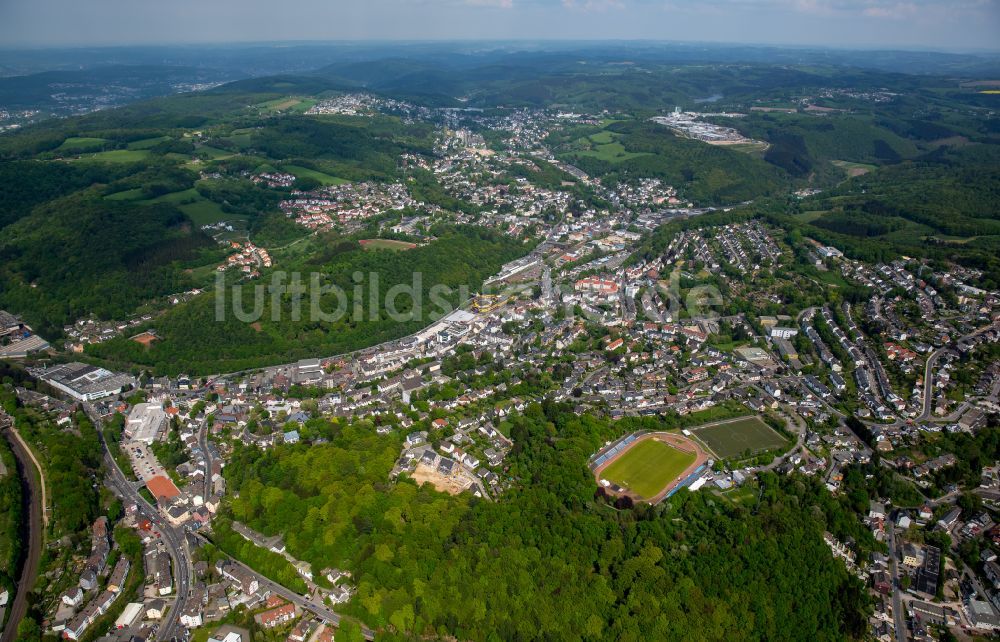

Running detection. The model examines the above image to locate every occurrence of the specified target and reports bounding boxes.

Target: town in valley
[1,34,999,642]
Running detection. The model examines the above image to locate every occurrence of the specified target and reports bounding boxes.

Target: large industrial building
[125,403,167,444]
[36,362,135,402]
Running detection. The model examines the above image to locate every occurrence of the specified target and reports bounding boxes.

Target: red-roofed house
[255,603,297,628]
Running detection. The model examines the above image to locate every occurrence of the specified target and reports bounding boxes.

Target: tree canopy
[224,403,869,641]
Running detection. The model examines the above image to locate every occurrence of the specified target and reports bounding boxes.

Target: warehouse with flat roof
[126,403,167,444]
[37,362,134,401]
[0,334,50,359]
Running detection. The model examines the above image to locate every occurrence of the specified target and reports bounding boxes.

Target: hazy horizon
[2,0,998,52]
[1,38,999,56]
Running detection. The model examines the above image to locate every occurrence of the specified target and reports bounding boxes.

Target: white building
[769,327,799,340]
[115,603,144,629]
[125,403,167,444]
[38,362,135,402]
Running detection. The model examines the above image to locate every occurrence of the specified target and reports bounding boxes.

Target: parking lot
[126,441,169,483]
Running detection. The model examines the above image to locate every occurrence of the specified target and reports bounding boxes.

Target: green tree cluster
[224,405,869,640]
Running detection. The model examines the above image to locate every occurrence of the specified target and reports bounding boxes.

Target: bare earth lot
[411,462,473,496]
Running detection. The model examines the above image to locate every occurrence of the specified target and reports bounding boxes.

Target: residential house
[255,603,297,628]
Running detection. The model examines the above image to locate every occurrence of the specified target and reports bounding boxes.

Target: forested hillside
[222,403,870,641]
[0,161,135,228]
[0,385,103,538]
[0,83,441,342]
[0,368,124,642]
[88,226,529,374]
[0,191,216,337]
[0,55,995,372]
[792,144,1000,288]
[0,437,23,602]
[727,112,920,177]
[553,119,788,204]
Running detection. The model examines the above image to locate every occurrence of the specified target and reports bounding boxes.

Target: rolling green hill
[88,226,528,375]
[0,192,218,336]
[0,79,447,345]
[556,119,788,204]
[0,57,997,368]
[725,112,921,181]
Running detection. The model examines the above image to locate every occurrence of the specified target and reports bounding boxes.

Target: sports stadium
[590,431,710,504]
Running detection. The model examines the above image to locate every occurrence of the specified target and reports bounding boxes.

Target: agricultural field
[690,416,787,459]
[127,136,171,150]
[104,187,145,201]
[177,200,231,226]
[103,186,238,226]
[56,136,107,152]
[142,188,234,225]
[255,96,318,114]
[598,437,695,500]
[76,149,150,163]
[725,140,770,155]
[794,210,827,223]
[570,129,650,163]
[196,146,234,160]
[831,159,877,177]
[223,129,255,149]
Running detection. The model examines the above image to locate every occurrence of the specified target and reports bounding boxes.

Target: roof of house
[258,603,296,625]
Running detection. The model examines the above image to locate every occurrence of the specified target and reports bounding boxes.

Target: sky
[0,0,998,51]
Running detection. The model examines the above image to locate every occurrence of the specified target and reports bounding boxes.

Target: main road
[94,409,368,640]
[85,403,192,642]
[198,420,213,489]
[885,525,908,642]
[0,415,43,642]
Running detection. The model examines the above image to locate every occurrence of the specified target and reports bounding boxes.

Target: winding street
[93,408,372,640]
[85,403,192,642]
[918,346,950,422]
[760,402,809,472]
[917,319,998,422]
[191,533,375,641]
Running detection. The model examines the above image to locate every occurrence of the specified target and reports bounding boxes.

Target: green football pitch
[691,416,787,459]
[600,438,695,500]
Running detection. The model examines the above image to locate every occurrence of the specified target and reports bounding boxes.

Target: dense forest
[794,144,1000,288]
[223,403,870,641]
[0,437,23,602]
[0,369,109,642]
[809,144,1000,238]
[0,387,103,538]
[0,191,216,337]
[249,116,430,182]
[0,161,135,229]
[727,112,920,176]
[89,225,529,374]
